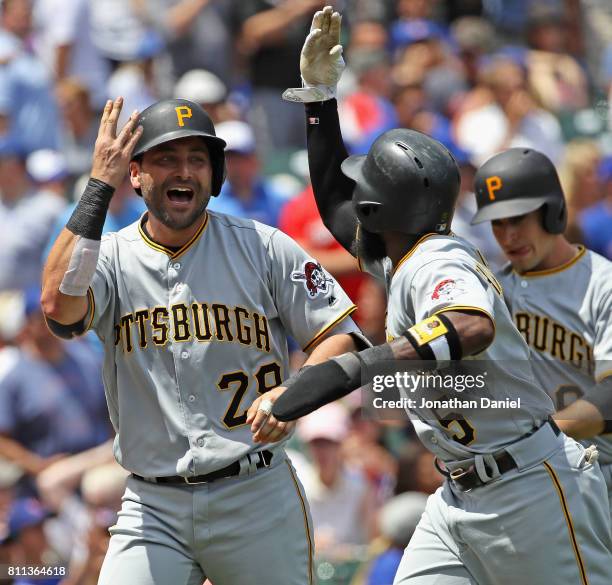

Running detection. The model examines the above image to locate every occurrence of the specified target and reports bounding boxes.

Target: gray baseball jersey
[498,246,612,464]
[85,210,356,478]
[363,232,555,460]
[362,235,612,585]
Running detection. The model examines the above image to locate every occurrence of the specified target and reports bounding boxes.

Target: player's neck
[145,212,206,248]
[532,237,579,272]
[384,232,421,267]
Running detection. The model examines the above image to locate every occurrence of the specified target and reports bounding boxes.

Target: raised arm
[283,6,358,254]
[41,98,141,335]
[306,99,358,253]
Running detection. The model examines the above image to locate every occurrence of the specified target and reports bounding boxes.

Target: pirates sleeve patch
[429,278,466,302]
[291,261,334,299]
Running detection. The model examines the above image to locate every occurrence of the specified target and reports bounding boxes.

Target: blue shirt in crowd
[0,343,109,457]
[207,180,286,227]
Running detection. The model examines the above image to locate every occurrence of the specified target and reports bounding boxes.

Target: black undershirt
[305,99,358,253]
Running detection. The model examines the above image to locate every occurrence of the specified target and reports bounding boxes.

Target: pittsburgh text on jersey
[113,301,271,353]
[515,311,593,374]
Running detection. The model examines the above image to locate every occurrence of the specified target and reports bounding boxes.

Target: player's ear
[129,160,141,190]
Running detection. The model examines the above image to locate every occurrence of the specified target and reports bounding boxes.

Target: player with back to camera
[40,94,368,584]
[471,147,612,515]
[271,6,612,585]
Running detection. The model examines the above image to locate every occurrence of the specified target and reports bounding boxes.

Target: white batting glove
[283,5,345,103]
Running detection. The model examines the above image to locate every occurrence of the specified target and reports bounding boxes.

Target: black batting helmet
[471,148,567,234]
[341,129,461,235]
[132,98,226,196]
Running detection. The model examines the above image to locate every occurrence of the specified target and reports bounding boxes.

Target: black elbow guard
[44,315,88,339]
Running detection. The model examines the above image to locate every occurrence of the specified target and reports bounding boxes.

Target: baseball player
[40,96,366,585]
[471,147,612,513]
[271,7,612,584]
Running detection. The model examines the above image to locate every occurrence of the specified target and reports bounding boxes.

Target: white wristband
[59,236,100,297]
[282,85,336,103]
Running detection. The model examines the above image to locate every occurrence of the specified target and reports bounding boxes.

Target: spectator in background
[233,0,328,154]
[174,68,237,124]
[603,45,612,131]
[366,492,428,585]
[450,16,497,88]
[146,0,234,88]
[559,139,603,226]
[88,0,164,66]
[0,144,64,292]
[106,64,158,130]
[296,403,376,558]
[347,19,388,52]
[394,440,443,496]
[56,79,99,183]
[524,9,589,115]
[339,49,398,154]
[0,288,109,486]
[454,55,564,166]
[390,19,449,88]
[0,459,21,584]
[0,0,61,154]
[0,459,22,542]
[342,404,397,505]
[36,450,127,585]
[394,0,438,23]
[26,150,70,202]
[207,120,286,226]
[32,0,110,109]
[579,156,612,259]
[61,463,128,585]
[2,498,62,584]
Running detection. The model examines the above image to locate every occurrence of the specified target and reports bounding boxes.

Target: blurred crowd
[0,0,611,584]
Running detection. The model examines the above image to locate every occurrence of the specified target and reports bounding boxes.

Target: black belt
[437,418,561,491]
[132,450,273,485]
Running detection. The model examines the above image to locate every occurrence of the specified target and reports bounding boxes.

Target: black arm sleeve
[306,99,359,255]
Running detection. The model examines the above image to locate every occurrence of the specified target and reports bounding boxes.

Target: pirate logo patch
[291,261,334,299]
[429,278,466,301]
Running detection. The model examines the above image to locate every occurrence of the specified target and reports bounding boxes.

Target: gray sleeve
[592,288,612,382]
[267,230,357,351]
[409,257,496,322]
[86,236,117,342]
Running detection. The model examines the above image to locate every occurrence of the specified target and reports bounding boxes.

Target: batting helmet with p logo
[132,99,227,196]
[471,148,567,234]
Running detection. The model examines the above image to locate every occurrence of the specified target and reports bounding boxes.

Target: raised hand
[300,5,344,87]
[91,97,143,189]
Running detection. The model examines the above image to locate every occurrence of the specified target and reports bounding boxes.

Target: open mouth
[166,187,194,205]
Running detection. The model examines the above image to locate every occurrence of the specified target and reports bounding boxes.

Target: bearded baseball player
[472,148,612,514]
[271,7,612,584]
[40,96,367,585]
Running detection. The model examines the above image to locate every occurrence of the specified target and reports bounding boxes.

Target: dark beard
[147,197,209,230]
[144,180,210,230]
[353,225,387,264]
